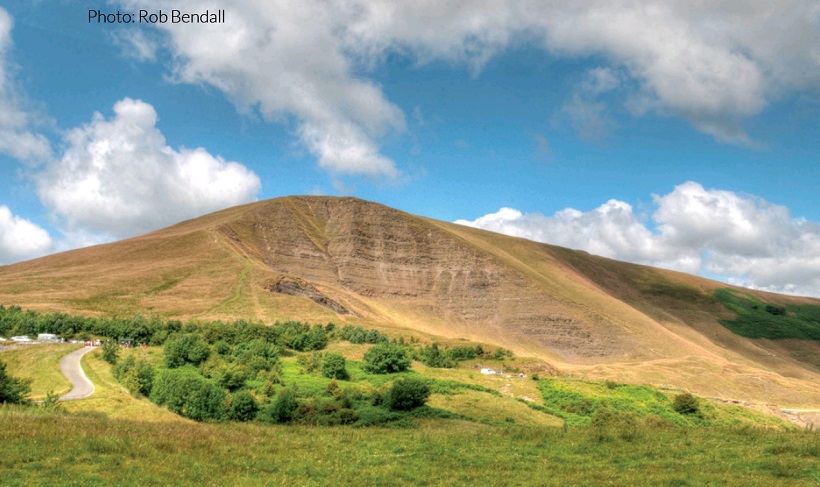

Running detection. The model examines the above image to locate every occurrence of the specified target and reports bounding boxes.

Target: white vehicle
[11,336,33,342]
[0,337,7,341]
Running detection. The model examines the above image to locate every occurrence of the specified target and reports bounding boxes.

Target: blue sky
[1,1,819,296]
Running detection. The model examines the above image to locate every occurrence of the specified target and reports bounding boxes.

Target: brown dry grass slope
[1,196,817,407]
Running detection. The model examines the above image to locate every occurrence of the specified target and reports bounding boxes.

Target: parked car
[11,336,33,342]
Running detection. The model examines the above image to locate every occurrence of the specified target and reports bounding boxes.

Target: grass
[0,406,817,486]
[60,348,187,423]
[533,377,793,429]
[2,336,816,484]
[0,344,80,399]
[715,289,820,340]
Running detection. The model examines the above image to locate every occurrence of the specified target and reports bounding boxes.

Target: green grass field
[2,329,817,485]
[1,344,80,399]
[1,405,817,486]
[715,288,820,340]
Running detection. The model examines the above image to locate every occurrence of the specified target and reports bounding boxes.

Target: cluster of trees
[103,317,425,424]
[0,305,343,351]
[415,343,509,368]
[1,305,484,425]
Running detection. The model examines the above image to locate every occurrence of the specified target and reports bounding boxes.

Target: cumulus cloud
[120,0,405,179]
[0,205,52,264]
[35,98,261,240]
[0,8,51,164]
[456,182,820,297]
[117,0,819,162]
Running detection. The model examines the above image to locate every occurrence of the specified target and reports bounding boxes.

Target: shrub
[0,359,31,405]
[446,346,477,362]
[164,333,211,368]
[150,366,225,421]
[417,343,455,368]
[296,351,323,374]
[212,362,250,391]
[353,405,404,427]
[322,353,349,380]
[101,338,120,365]
[384,378,430,411]
[228,390,259,422]
[362,342,411,374]
[259,388,298,424]
[113,355,155,397]
[41,390,63,411]
[672,393,701,416]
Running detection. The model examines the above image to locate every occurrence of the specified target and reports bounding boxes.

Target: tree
[384,378,430,411]
[164,333,211,368]
[101,338,119,365]
[113,355,155,397]
[0,359,31,405]
[321,352,349,380]
[150,366,226,421]
[362,342,411,374]
[228,390,259,422]
[672,392,701,416]
[260,387,298,423]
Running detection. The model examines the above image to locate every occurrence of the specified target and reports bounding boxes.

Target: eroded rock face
[266,276,353,316]
[227,197,630,358]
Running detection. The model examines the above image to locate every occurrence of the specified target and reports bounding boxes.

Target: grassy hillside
[1,344,79,399]
[714,289,820,340]
[2,323,816,485]
[1,196,818,408]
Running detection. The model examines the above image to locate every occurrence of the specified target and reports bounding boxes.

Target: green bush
[113,355,155,397]
[352,405,404,427]
[446,346,477,361]
[672,393,701,416]
[164,333,211,368]
[101,338,119,365]
[362,342,411,374]
[259,388,298,424]
[228,390,258,422]
[150,366,226,421]
[417,343,455,368]
[321,353,349,380]
[212,362,250,391]
[0,359,31,405]
[384,378,430,411]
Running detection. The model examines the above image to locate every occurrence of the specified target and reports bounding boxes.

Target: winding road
[59,346,96,401]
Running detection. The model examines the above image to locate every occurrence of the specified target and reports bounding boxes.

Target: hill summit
[1,196,818,406]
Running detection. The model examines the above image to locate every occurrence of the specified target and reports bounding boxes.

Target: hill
[1,196,818,407]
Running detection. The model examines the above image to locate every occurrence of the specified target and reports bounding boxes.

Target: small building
[480,368,496,375]
[37,333,60,342]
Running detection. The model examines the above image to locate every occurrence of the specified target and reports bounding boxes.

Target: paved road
[59,347,96,401]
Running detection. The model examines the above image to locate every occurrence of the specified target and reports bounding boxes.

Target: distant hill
[1,196,818,406]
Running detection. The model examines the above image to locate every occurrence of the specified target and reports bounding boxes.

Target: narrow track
[59,347,96,401]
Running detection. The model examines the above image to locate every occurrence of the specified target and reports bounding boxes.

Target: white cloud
[35,98,261,240]
[120,0,405,179]
[117,0,819,160]
[111,29,159,62]
[0,7,51,164]
[0,205,52,264]
[456,182,820,297]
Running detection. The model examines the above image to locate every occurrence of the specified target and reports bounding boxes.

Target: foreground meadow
[1,405,817,486]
